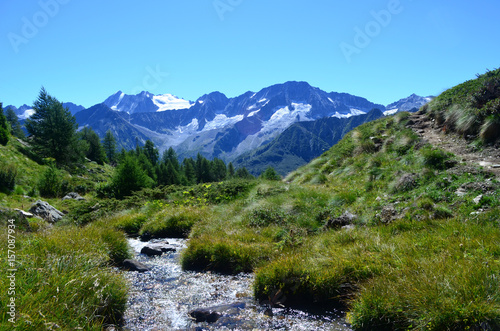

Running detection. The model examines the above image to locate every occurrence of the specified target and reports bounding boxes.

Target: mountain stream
[122,238,352,330]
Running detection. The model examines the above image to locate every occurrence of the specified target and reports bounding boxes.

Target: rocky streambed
[122,238,352,330]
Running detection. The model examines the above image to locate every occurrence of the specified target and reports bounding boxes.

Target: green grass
[0,222,130,329]
[426,68,500,143]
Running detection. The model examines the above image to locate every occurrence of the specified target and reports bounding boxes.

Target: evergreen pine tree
[4,107,25,139]
[260,166,281,181]
[0,103,9,146]
[211,158,227,181]
[144,140,159,165]
[162,147,180,171]
[182,158,197,185]
[112,153,152,198]
[236,167,253,179]
[103,130,117,164]
[78,126,107,164]
[25,88,79,165]
[227,162,235,178]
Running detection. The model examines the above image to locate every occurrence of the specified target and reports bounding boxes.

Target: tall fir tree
[4,107,25,139]
[78,126,107,164]
[162,147,180,171]
[25,88,80,164]
[103,130,117,164]
[143,140,159,165]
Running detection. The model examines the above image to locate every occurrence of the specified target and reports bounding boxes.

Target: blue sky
[1,0,499,108]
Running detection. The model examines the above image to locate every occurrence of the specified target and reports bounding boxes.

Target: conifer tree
[25,88,79,164]
[78,126,106,164]
[0,103,9,146]
[112,153,152,198]
[144,140,159,165]
[103,130,117,164]
[227,162,235,178]
[4,107,24,139]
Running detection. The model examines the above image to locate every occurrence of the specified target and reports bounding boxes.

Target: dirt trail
[406,111,500,177]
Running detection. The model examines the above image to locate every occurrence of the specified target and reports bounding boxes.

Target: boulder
[189,309,221,323]
[324,211,357,229]
[122,259,150,272]
[62,192,85,201]
[189,302,245,324]
[140,244,176,257]
[29,200,64,223]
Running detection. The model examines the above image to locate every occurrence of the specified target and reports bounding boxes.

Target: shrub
[38,165,62,197]
[111,154,153,199]
[421,146,451,170]
[260,166,282,181]
[0,163,17,192]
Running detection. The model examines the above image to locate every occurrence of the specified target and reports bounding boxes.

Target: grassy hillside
[425,68,500,143]
[175,112,500,330]
[0,138,128,330]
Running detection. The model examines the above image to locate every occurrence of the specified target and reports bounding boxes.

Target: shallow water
[123,238,352,331]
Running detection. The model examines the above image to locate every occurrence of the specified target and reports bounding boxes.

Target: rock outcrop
[29,200,64,223]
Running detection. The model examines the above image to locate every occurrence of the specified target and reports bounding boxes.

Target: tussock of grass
[140,206,207,239]
[427,68,500,143]
[0,223,130,329]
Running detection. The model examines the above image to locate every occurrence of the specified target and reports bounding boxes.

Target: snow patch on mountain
[349,108,367,116]
[234,103,313,155]
[152,94,193,111]
[248,109,260,117]
[111,92,125,111]
[204,114,244,131]
[384,108,399,116]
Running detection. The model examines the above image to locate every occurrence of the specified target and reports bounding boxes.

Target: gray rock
[473,195,483,205]
[122,259,150,272]
[140,244,177,257]
[189,309,221,323]
[324,211,357,229]
[62,192,85,201]
[189,302,245,323]
[29,200,64,223]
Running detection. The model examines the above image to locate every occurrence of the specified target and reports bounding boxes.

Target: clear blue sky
[1,0,499,108]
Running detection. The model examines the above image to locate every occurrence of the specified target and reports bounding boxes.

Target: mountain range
[6,82,432,175]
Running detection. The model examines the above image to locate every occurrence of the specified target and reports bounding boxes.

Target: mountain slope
[233,108,384,175]
[74,104,151,150]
